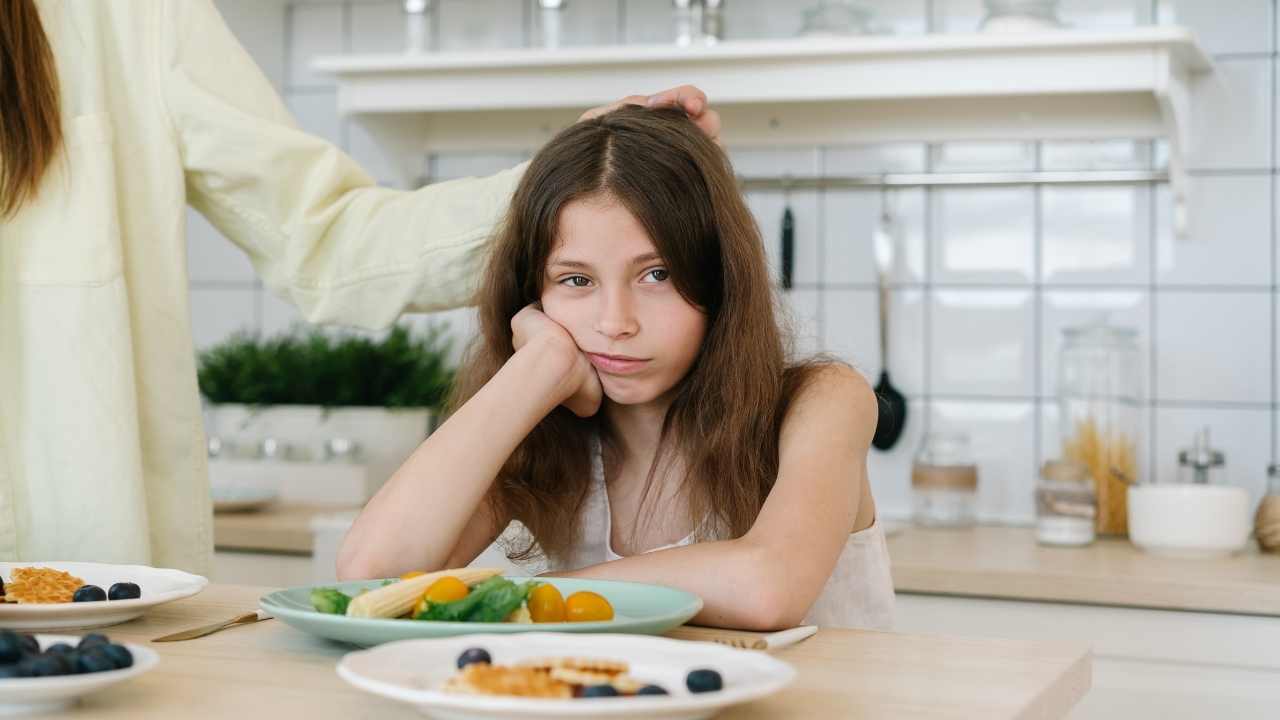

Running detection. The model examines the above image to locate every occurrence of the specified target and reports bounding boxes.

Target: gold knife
[152,609,273,642]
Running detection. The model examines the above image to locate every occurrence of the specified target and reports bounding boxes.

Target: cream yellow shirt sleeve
[163,0,526,326]
[0,0,525,575]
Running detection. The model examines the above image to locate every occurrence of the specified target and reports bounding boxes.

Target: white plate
[0,562,208,632]
[337,632,796,720]
[211,485,279,513]
[0,634,158,716]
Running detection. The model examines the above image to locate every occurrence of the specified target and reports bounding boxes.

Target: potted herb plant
[198,325,455,499]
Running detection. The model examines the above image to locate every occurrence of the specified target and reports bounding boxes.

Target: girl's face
[541,195,708,407]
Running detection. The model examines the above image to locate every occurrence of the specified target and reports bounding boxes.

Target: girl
[338,106,894,631]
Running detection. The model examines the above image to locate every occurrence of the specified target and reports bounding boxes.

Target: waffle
[3,567,85,604]
[442,663,573,699]
[516,656,629,676]
[515,657,640,694]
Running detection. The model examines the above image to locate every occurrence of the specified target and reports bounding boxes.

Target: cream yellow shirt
[0,0,525,573]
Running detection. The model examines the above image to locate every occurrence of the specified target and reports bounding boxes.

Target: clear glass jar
[980,0,1062,31]
[1035,460,1096,546]
[1058,325,1142,536]
[912,432,978,528]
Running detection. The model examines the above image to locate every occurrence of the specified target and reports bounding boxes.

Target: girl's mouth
[586,352,650,375]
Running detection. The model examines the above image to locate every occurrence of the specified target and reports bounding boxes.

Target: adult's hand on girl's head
[511,304,603,418]
[578,85,722,145]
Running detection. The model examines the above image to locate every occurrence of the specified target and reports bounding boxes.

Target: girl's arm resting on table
[336,334,581,580]
[554,365,877,631]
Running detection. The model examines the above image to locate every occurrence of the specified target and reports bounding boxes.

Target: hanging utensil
[781,189,795,290]
[871,185,907,451]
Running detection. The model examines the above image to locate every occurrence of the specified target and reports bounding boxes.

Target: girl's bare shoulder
[782,362,877,437]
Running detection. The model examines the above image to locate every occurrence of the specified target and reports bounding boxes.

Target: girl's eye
[643,268,670,283]
[560,275,592,288]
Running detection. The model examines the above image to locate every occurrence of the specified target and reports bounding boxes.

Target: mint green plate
[260,577,703,646]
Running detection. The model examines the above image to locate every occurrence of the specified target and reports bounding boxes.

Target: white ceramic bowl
[0,634,158,716]
[1127,484,1252,558]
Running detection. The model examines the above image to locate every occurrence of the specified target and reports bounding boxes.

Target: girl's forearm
[337,336,577,579]
[551,538,815,631]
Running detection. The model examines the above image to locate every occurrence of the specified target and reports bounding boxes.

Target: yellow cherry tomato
[399,570,426,581]
[424,576,470,604]
[565,591,614,622]
[527,583,567,623]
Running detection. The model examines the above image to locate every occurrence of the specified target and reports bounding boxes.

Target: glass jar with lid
[911,432,978,528]
[1057,324,1142,536]
[1035,460,1096,546]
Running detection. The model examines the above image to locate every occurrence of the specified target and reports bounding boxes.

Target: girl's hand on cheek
[510,304,602,417]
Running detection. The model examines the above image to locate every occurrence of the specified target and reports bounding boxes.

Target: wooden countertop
[214,504,357,555]
[215,506,1280,616]
[888,525,1280,616]
[46,584,1091,719]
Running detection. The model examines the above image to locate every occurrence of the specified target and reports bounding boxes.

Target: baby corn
[345,567,504,619]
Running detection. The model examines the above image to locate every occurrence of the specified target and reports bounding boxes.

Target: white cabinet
[212,550,313,588]
[895,593,1280,718]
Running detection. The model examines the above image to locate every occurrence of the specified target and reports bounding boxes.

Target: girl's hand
[510,305,602,417]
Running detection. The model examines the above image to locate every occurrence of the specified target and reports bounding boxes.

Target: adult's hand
[579,85,722,145]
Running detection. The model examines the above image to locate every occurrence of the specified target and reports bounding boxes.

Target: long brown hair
[450,105,822,562]
[0,0,62,218]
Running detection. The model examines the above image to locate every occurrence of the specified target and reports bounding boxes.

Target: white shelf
[314,27,1210,228]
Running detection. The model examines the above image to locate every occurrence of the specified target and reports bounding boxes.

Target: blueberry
[107,583,141,601]
[17,634,38,656]
[455,647,491,669]
[99,644,133,670]
[75,648,118,674]
[636,684,669,695]
[685,668,723,694]
[44,642,75,656]
[0,663,27,679]
[581,684,618,698]
[0,631,24,664]
[26,653,71,677]
[77,633,110,650]
[72,585,107,602]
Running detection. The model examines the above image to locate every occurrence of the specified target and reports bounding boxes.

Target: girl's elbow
[742,590,808,631]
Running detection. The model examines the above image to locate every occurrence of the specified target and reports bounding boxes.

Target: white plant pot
[204,404,434,502]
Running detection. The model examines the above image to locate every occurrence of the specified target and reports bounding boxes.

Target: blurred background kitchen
[197,2,1279,716]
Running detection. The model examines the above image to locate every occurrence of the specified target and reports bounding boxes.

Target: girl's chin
[600,378,675,407]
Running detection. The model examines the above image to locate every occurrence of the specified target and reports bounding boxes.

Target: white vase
[204,404,435,501]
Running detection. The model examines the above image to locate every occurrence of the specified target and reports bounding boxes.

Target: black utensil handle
[781,207,794,290]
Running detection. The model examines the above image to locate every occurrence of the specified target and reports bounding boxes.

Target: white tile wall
[1155,291,1271,405]
[197,0,1280,523]
[930,290,1037,397]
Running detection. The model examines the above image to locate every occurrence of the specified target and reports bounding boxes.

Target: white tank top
[501,439,896,630]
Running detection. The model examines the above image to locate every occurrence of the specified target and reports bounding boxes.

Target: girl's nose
[594,289,639,339]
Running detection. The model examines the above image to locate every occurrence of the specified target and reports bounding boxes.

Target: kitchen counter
[48,584,1091,719]
[888,525,1280,616]
[213,504,358,555]
[216,507,1280,616]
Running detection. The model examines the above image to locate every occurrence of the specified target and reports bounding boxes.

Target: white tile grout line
[1148,137,1159,483]
[921,141,935,438]
[339,1,353,153]
[1272,0,1278,465]
[1032,139,1044,472]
